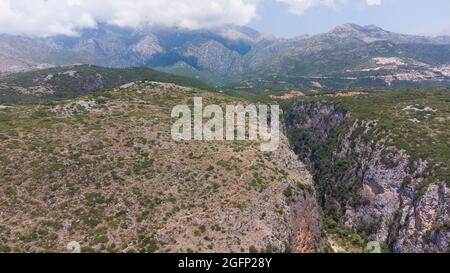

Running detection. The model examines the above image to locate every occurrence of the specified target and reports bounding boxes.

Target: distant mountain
[236,23,450,93]
[0,34,96,72]
[1,23,450,91]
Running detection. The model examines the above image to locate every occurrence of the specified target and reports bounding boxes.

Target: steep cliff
[283,97,449,253]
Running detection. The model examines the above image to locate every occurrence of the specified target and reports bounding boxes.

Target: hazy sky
[251,0,450,37]
[1,0,449,37]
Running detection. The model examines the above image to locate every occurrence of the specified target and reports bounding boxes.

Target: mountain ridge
[1,23,450,91]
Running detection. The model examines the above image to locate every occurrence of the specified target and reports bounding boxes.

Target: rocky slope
[283,92,449,253]
[0,25,259,74]
[0,81,326,253]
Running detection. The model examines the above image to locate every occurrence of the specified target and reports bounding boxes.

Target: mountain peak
[332,23,388,34]
[333,23,363,31]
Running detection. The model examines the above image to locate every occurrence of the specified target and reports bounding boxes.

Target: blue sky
[250,0,450,37]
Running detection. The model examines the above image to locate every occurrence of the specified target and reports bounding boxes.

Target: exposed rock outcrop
[284,101,449,253]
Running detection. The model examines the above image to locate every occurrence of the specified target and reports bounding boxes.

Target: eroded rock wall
[284,101,449,253]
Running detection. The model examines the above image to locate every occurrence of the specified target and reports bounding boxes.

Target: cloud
[0,0,385,36]
[275,0,335,15]
[276,0,382,15]
[365,0,382,5]
[0,0,258,37]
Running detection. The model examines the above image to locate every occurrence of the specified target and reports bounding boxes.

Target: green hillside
[0,65,211,104]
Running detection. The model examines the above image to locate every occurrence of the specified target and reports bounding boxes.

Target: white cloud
[0,0,385,36]
[276,0,382,15]
[275,0,335,15]
[0,0,258,37]
[365,0,382,6]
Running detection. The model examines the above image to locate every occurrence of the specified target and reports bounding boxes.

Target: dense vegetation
[0,65,211,104]
[284,110,370,248]
[310,89,449,183]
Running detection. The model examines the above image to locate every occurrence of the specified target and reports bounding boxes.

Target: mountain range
[1,23,450,92]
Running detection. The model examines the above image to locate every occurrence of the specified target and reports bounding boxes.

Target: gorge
[282,97,449,252]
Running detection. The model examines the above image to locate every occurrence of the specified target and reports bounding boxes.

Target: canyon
[283,97,449,252]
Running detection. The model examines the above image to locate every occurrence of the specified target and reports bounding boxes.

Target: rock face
[180,40,244,75]
[288,187,325,253]
[284,101,449,253]
[132,35,164,60]
[270,137,327,253]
